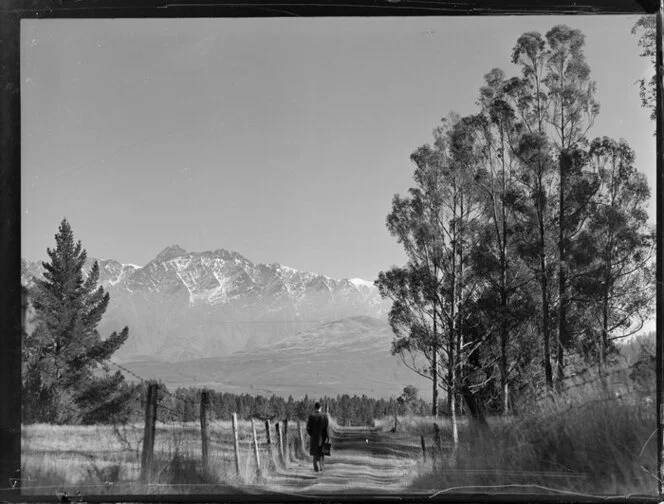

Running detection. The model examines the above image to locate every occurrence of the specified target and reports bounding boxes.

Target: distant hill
[116,315,432,399]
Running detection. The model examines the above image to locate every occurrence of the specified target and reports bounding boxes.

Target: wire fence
[18,357,313,495]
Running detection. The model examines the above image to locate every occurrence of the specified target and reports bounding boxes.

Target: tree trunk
[449,189,458,447]
[449,248,458,449]
[600,290,609,372]
[432,267,439,418]
[450,379,458,447]
[557,219,567,384]
[534,68,552,391]
[461,385,487,426]
[447,348,453,415]
[458,194,465,413]
[500,239,509,414]
[556,149,570,385]
[540,220,553,389]
[432,313,439,417]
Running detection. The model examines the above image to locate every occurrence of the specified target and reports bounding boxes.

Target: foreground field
[22,421,246,493]
[21,420,424,495]
[21,375,659,498]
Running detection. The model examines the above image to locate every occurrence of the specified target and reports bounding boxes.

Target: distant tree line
[376,23,655,444]
[116,382,430,427]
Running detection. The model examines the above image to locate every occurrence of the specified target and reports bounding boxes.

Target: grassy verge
[21,419,309,494]
[407,379,657,496]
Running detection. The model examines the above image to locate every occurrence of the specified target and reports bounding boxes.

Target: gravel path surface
[260,425,424,494]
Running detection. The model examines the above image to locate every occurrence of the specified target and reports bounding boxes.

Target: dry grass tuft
[408,374,657,496]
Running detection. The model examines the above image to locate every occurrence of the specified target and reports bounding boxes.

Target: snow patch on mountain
[277,264,299,274]
[349,278,374,288]
[108,269,125,286]
[174,269,195,303]
[209,269,229,304]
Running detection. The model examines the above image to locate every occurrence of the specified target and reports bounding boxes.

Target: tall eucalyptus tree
[376,134,448,418]
[506,32,558,389]
[543,26,600,381]
[471,68,538,412]
[575,137,655,371]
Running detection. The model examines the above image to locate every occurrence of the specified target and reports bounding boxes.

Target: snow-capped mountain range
[21,245,389,362]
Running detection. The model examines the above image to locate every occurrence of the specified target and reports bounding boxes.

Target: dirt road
[263,425,424,494]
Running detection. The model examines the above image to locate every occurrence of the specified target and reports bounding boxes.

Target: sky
[21,14,656,283]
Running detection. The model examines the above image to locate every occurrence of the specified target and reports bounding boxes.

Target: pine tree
[22,218,130,424]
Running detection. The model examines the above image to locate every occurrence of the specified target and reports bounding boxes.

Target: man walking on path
[306,402,329,473]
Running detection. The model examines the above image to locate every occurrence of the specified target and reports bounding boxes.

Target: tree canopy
[23,219,131,424]
[377,24,654,429]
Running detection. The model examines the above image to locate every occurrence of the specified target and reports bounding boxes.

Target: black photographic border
[1,0,661,502]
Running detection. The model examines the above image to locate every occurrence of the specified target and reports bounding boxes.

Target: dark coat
[306,411,329,457]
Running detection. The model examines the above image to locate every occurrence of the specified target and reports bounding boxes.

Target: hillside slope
[120,316,431,398]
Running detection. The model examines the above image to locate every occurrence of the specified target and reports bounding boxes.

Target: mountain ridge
[21,246,389,363]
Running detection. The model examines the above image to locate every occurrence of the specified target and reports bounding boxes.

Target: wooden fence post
[275,421,284,465]
[200,390,210,474]
[297,420,306,458]
[141,383,158,484]
[264,420,274,464]
[420,435,426,462]
[433,422,442,470]
[232,413,241,477]
[283,419,289,463]
[251,418,261,479]
[433,423,442,454]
